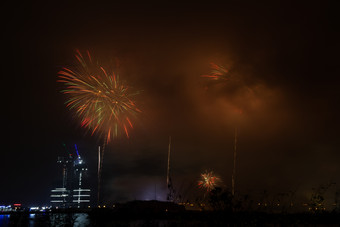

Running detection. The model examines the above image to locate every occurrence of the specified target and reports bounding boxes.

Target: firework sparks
[201,62,231,81]
[58,50,141,143]
[198,171,221,192]
[201,62,243,196]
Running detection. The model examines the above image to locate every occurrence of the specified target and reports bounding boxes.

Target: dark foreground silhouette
[3,200,340,226]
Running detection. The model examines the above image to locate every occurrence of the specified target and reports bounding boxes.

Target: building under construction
[50,145,91,208]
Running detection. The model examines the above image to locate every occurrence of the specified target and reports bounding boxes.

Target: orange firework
[57,50,141,143]
[201,62,231,81]
[198,171,221,192]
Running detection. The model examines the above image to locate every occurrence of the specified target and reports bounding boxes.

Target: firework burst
[198,171,221,192]
[58,50,141,143]
[201,62,231,81]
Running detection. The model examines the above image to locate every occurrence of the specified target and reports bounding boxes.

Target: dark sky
[2,1,339,206]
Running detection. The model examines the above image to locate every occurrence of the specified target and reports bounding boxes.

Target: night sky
[2,1,339,206]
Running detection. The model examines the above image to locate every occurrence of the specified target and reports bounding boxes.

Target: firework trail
[198,171,221,192]
[57,50,141,143]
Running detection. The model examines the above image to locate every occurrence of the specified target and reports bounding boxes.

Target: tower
[73,155,91,208]
[50,154,73,208]
[50,144,91,208]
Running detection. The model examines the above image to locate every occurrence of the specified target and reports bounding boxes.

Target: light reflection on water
[29,213,35,227]
[74,213,90,226]
[0,214,10,226]
[0,213,90,227]
[50,213,90,227]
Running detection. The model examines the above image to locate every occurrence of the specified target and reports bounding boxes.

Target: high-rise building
[50,154,74,208]
[72,155,91,208]
[50,188,70,207]
[50,149,91,208]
